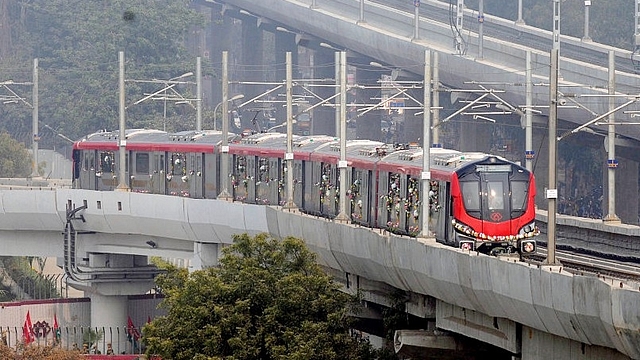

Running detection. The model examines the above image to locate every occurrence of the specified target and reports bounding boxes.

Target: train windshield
[459,165,530,222]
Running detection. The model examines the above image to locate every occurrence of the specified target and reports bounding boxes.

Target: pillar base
[602,214,621,224]
[217,190,233,201]
[334,212,349,222]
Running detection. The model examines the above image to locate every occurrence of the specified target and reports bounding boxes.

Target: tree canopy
[0,132,32,177]
[143,233,380,360]
[0,0,205,148]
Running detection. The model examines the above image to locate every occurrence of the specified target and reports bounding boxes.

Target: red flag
[22,311,34,344]
[126,316,141,341]
[53,314,61,342]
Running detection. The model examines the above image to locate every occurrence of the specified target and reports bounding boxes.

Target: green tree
[0,132,31,177]
[0,0,205,146]
[143,233,380,360]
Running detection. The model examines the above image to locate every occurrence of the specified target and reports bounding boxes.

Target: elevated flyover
[3,188,640,358]
[213,0,640,144]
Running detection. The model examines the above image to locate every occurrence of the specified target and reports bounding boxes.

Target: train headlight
[519,239,536,254]
[519,221,538,237]
[459,240,475,251]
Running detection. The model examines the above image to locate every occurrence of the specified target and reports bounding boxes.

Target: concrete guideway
[217,0,640,145]
[0,189,638,358]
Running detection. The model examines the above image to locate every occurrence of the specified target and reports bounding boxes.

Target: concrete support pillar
[241,21,264,130]
[355,67,381,141]
[88,293,128,349]
[191,242,220,270]
[402,87,425,144]
[604,156,639,224]
[275,31,297,127]
[313,49,336,136]
[210,8,236,114]
[457,119,492,153]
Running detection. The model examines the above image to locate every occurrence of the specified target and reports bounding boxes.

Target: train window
[136,153,149,175]
[486,181,504,210]
[171,153,186,175]
[511,181,527,211]
[100,152,114,173]
[461,182,480,211]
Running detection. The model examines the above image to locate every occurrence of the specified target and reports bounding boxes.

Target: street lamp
[213,94,244,131]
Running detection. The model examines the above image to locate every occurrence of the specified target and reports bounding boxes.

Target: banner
[53,313,61,343]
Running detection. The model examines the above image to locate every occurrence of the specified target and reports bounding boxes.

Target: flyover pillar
[312,49,336,136]
[88,293,128,348]
[354,66,382,141]
[191,242,221,270]
[275,31,298,128]
[241,21,265,131]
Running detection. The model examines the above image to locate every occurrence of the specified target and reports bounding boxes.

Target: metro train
[72,129,539,256]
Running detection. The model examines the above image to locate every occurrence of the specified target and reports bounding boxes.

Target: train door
[233,155,248,202]
[307,161,322,214]
[320,163,337,217]
[83,150,97,190]
[432,181,451,243]
[349,168,365,224]
[159,153,167,195]
[150,153,162,194]
[293,160,304,209]
[168,152,187,196]
[189,153,204,198]
[268,157,281,205]
[398,174,409,232]
[404,177,421,236]
[246,156,257,204]
[132,152,150,192]
[255,157,270,204]
[97,151,115,190]
[203,153,217,198]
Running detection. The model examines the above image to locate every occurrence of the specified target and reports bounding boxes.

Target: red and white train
[72,129,538,255]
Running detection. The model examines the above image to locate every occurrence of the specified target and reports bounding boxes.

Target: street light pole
[213,94,244,131]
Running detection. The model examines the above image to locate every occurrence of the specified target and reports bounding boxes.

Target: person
[106,342,114,355]
[91,343,101,354]
[81,343,89,354]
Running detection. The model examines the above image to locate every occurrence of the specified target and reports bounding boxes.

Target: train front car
[449,154,538,256]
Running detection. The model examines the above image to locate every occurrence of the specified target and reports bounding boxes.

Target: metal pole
[432,52,440,146]
[335,51,340,137]
[310,0,317,8]
[218,51,232,200]
[31,58,39,178]
[196,56,202,131]
[358,0,365,23]
[336,51,349,221]
[553,0,560,53]
[604,50,620,223]
[413,0,420,40]
[546,48,559,265]
[116,51,129,191]
[284,52,296,210]
[516,0,525,24]
[419,50,432,238]
[478,0,484,59]
[525,50,533,171]
[583,1,591,41]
